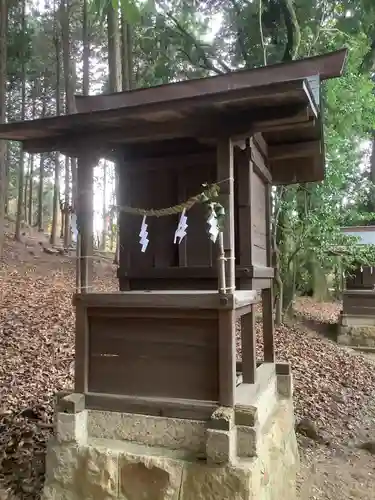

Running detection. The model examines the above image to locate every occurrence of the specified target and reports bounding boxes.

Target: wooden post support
[218,310,236,407]
[262,287,275,362]
[241,306,256,384]
[216,138,235,293]
[77,153,95,293]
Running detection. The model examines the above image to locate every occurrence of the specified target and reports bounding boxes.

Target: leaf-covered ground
[1,231,375,498]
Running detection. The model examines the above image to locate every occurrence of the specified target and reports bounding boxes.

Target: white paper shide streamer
[207,209,219,243]
[174,208,188,244]
[139,216,149,252]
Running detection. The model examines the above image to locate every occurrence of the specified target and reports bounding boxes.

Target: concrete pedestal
[43,369,299,500]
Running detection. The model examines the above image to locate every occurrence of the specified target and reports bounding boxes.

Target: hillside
[1,228,375,499]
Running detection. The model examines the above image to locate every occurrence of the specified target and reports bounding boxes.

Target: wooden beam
[270,156,323,185]
[218,310,236,406]
[262,288,275,362]
[241,307,256,384]
[217,137,236,293]
[85,393,217,421]
[21,103,309,155]
[74,302,89,393]
[268,140,321,161]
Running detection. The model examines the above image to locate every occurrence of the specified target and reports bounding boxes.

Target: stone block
[83,447,119,499]
[56,393,85,414]
[118,454,183,500]
[43,442,119,500]
[206,428,235,465]
[181,463,251,500]
[235,405,258,427]
[277,374,293,398]
[55,410,87,444]
[88,410,206,453]
[237,426,258,458]
[209,406,235,430]
[42,441,84,499]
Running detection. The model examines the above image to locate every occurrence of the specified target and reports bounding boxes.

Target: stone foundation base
[338,314,375,347]
[43,369,299,499]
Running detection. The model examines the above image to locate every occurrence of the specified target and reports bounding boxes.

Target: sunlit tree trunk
[15,0,27,241]
[0,0,7,257]
[51,12,61,246]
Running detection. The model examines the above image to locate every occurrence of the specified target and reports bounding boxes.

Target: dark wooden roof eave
[0,78,317,146]
[74,49,347,114]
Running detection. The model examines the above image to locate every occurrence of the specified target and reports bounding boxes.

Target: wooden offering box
[75,290,258,418]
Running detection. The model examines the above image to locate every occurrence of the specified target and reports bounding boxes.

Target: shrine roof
[0,49,347,184]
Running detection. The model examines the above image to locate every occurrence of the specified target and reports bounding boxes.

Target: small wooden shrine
[340,226,375,328]
[0,50,346,416]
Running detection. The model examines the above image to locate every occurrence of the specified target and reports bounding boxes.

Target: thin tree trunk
[110,178,115,251]
[107,4,122,265]
[51,1,61,245]
[63,155,70,247]
[107,4,122,93]
[50,152,60,245]
[76,0,90,291]
[0,0,7,257]
[120,13,132,91]
[36,94,47,233]
[28,154,34,225]
[101,161,107,250]
[4,147,9,216]
[24,161,29,222]
[83,0,90,96]
[15,0,27,241]
[37,153,45,232]
[28,86,37,226]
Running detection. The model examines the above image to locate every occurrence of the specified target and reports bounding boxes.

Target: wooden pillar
[241,307,256,383]
[217,138,236,406]
[262,182,275,362]
[216,138,235,292]
[77,153,95,293]
[237,147,256,383]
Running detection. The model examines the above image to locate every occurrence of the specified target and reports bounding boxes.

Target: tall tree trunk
[110,179,116,251]
[369,132,375,221]
[107,4,122,93]
[37,95,47,233]
[37,154,45,232]
[15,0,27,241]
[51,2,62,245]
[107,3,122,265]
[61,0,77,248]
[63,155,70,247]
[61,0,76,114]
[0,0,7,257]
[28,86,37,226]
[120,13,133,91]
[28,154,34,225]
[76,0,90,291]
[24,160,29,222]
[4,147,9,216]
[82,0,90,96]
[101,161,107,250]
[50,151,60,245]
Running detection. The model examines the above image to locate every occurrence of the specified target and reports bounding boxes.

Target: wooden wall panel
[343,292,375,317]
[346,267,375,290]
[119,165,179,276]
[251,171,267,266]
[87,311,219,401]
[181,163,216,267]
